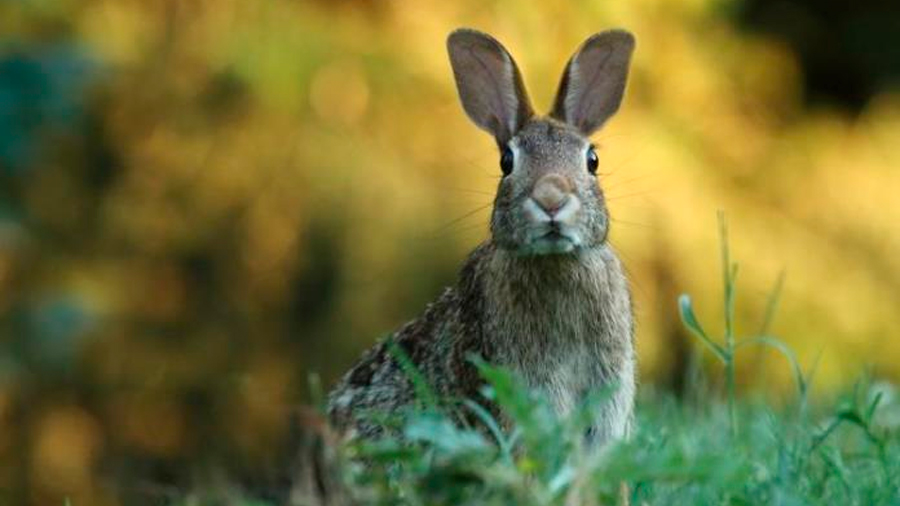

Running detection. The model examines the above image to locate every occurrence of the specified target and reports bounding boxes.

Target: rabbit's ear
[447,29,534,145]
[550,30,635,135]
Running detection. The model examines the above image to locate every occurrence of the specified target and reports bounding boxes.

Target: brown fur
[327,28,636,446]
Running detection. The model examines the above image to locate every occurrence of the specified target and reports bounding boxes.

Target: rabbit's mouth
[515,195,586,255]
[520,228,581,256]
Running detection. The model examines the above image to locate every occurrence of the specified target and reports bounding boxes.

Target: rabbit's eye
[500,146,514,176]
[586,147,599,175]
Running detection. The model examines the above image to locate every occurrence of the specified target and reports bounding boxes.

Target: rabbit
[328,28,636,447]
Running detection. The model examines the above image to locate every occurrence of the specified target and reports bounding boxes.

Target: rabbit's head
[448,29,634,256]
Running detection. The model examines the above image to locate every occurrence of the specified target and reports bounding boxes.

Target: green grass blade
[461,398,513,460]
[718,211,735,347]
[865,391,883,423]
[386,338,440,409]
[678,294,727,361]
[757,270,786,337]
[735,335,806,397]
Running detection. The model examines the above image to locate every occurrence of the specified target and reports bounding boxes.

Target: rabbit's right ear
[447,29,534,146]
[550,30,635,135]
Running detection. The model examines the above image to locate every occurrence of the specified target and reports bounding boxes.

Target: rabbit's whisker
[610,217,654,229]
[603,172,661,192]
[424,202,494,236]
[438,187,495,197]
[606,187,663,202]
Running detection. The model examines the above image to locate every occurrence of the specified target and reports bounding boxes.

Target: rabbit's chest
[523,343,596,414]
[482,246,634,416]
[492,305,617,414]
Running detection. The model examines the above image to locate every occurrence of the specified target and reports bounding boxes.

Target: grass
[337,368,899,505]
[177,219,900,505]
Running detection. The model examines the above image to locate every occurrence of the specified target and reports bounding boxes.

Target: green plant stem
[718,211,739,437]
[724,353,736,437]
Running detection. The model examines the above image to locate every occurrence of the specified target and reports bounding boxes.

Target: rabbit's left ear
[447,29,534,146]
[550,30,635,135]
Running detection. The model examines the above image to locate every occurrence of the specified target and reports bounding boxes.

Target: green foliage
[330,370,900,505]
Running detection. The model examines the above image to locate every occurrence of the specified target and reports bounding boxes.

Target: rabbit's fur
[328,28,636,446]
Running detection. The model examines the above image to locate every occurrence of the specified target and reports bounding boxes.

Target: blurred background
[2,0,900,503]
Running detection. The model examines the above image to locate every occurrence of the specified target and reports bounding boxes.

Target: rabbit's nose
[532,174,573,215]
